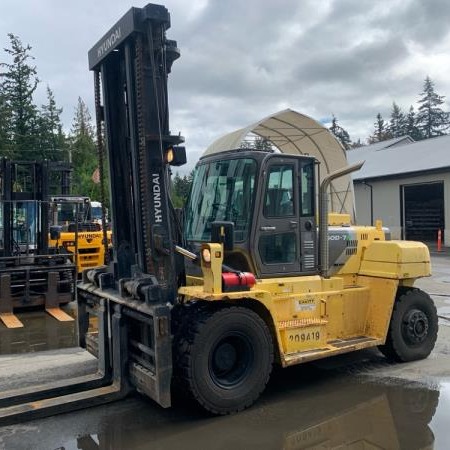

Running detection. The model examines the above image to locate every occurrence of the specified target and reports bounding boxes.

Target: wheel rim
[402,308,429,345]
[209,333,253,388]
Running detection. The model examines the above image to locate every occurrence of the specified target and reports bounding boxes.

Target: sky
[2,0,450,173]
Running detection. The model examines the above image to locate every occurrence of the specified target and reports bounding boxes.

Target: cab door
[254,156,317,277]
[255,157,300,276]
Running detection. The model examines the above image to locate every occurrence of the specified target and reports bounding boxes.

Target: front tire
[174,306,273,414]
[379,288,438,362]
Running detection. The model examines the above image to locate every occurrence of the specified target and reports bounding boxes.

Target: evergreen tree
[405,105,422,141]
[69,97,100,198]
[368,113,391,143]
[36,86,66,160]
[252,136,273,151]
[239,135,273,151]
[349,138,363,149]
[171,171,193,207]
[0,33,39,159]
[388,102,407,138]
[329,115,351,149]
[416,76,449,139]
[0,88,11,155]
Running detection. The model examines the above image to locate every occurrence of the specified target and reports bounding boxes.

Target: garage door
[401,182,444,242]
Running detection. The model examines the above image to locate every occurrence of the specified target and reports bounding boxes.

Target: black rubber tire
[379,288,438,362]
[174,306,273,414]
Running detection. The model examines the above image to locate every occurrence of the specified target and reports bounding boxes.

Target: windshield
[52,202,90,225]
[91,207,102,220]
[185,158,257,242]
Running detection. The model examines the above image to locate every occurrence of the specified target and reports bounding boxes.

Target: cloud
[2,0,450,173]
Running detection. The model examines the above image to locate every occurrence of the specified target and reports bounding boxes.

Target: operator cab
[184,150,317,278]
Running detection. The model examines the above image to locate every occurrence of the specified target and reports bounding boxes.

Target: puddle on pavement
[0,307,77,355]
[430,381,450,450]
[0,308,449,449]
[1,365,448,450]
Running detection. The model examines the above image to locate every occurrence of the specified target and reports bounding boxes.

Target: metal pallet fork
[0,298,129,425]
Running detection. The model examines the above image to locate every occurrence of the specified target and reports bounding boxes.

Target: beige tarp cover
[203,109,356,221]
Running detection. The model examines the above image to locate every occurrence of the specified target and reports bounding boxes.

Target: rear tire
[379,288,438,362]
[174,306,273,414]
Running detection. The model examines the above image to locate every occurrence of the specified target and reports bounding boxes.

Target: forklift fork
[0,298,130,425]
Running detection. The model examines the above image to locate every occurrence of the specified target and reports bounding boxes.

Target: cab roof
[203,109,357,221]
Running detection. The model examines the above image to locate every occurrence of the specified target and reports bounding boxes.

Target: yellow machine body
[179,222,431,368]
[49,230,112,274]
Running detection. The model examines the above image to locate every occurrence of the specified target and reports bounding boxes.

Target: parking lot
[0,252,449,449]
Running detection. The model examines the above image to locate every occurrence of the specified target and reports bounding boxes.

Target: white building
[347,135,450,245]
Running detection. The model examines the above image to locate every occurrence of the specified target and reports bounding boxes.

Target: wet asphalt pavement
[0,253,450,449]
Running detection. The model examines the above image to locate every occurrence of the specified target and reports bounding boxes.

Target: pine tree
[69,97,99,197]
[239,135,273,151]
[368,113,391,143]
[405,105,422,141]
[37,86,66,160]
[0,33,39,159]
[171,172,193,207]
[416,76,449,139]
[349,138,363,149]
[252,136,273,151]
[329,115,351,149]
[0,88,11,156]
[388,102,407,138]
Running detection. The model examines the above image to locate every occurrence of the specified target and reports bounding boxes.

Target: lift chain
[135,34,155,276]
[94,71,109,264]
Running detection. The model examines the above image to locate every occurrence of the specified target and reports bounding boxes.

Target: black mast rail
[0,3,184,424]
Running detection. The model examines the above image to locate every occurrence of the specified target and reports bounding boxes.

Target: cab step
[283,335,382,367]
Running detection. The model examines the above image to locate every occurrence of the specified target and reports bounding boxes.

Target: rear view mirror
[211,221,234,251]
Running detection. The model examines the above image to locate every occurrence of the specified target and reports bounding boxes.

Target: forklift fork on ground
[0,298,128,424]
[0,275,173,425]
[0,269,75,328]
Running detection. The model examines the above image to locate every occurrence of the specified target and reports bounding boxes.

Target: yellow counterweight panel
[359,241,431,279]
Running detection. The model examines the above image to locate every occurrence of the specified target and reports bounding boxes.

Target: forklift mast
[0,158,72,256]
[0,6,184,418]
[88,3,183,302]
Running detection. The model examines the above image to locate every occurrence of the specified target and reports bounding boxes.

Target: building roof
[347,135,450,181]
[204,108,355,217]
[352,136,414,154]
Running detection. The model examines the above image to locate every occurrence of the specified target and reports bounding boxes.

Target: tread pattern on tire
[379,287,438,362]
[172,304,273,415]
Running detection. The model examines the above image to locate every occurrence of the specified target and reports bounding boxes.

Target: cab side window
[263,165,294,217]
[260,164,296,265]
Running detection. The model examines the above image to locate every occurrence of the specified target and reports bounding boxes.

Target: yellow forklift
[0,3,437,423]
[0,159,76,327]
[48,195,112,274]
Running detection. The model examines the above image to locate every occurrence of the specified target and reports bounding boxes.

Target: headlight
[166,148,174,164]
[202,248,211,263]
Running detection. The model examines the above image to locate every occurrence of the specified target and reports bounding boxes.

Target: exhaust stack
[319,161,364,278]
